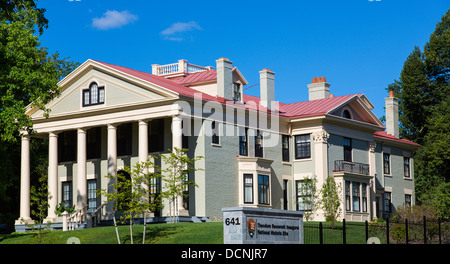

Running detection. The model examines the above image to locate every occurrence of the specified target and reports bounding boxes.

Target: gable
[329,96,383,126]
[28,61,177,119]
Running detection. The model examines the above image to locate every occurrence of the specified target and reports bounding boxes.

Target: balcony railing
[334,160,370,176]
[151,59,212,76]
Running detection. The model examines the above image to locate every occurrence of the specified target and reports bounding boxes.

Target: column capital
[312,130,329,143]
[138,119,149,126]
[77,127,87,134]
[107,123,118,130]
[49,131,59,137]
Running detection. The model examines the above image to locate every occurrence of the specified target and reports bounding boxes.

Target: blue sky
[38,0,448,119]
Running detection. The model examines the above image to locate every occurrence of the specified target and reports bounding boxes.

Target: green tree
[98,158,161,244]
[296,175,318,221]
[158,148,203,223]
[25,161,52,244]
[387,9,450,211]
[0,0,79,229]
[319,176,342,228]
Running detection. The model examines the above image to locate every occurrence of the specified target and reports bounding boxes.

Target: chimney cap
[262,68,272,72]
[389,90,395,98]
[312,76,326,83]
[218,57,229,61]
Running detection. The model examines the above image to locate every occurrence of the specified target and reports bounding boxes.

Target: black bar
[423,216,427,244]
[319,222,323,245]
[438,218,442,244]
[405,218,408,244]
[365,220,369,243]
[386,218,390,245]
[342,219,346,244]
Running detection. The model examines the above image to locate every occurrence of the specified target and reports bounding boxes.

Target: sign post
[222,207,303,244]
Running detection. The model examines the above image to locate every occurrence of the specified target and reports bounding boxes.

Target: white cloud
[92,10,138,30]
[160,21,202,41]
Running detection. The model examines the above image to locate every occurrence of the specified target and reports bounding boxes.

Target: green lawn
[0,222,224,244]
[0,221,371,244]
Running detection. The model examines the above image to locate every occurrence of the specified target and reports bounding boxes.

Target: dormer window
[83,82,105,106]
[342,109,351,119]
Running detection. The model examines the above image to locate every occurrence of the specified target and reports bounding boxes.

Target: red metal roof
[172,70,217,85]
[374,131,420,147]
[93,60,217,101]
[279,94,357,118]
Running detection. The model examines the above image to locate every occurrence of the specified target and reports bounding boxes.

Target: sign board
[222,207,303,244]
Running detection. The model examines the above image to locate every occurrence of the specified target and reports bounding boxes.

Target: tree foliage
[0,1,79,142]
[319,176,342,228]
[0,0,79,229]
[387,9,450,212]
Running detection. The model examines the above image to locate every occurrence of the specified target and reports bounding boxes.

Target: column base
[43,216,57,224]
[15,217,34,225]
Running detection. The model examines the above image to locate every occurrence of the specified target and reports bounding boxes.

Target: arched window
[342,109,351,119]
[83,82,105,106]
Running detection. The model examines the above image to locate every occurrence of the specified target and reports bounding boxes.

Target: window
[58,130,77,163]
[117,123,132,156]
[87,127,101,160]
[88,180,97,212]
[212,121,220,145]
[83,82,105,106]
[405,194,412,207]
[182,120,189,150]
[62,181,72,208]
[362,183,367,212]
[342,109,351,119]
[384,192,391,217]
[239,128,248,156]
[345,181,351,211]
[383,153,390,174]
[352,182,360,212]
[244,174,253,204]
[295,134,311,159]
[182,171,189,210]
[404,157,410,178]
[258,174,270,205]
[149,119,164,152]
[255,130,263,158]
[282,135,290,162]
[343,137,352,162]
[233,83,241,102]
[283,180,288,210]
[296,180,313,211]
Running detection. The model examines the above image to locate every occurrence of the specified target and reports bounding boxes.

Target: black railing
[334,160,370,175]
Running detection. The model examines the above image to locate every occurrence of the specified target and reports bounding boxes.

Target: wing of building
[15,58,420,231]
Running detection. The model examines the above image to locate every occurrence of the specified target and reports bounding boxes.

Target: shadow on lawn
[121,224,178,244]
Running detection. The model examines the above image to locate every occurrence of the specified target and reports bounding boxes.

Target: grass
[0,222,224,244]
[0,221,373,244]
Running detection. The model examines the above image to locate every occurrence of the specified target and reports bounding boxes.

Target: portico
[16,112,185,225]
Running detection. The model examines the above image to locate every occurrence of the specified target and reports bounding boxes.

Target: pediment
[329,96,384,127]
[27,60,178,119]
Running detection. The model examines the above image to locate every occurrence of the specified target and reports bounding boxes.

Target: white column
[107,124,117,176]
[172,115,186,217]
[138,120,148,163]
[172,115,183,151]
[369,141,377,220]
[46,132,58,222]
[16,132,32,224]
[77,128,87,211]
[312,130,330,221]
[106,124,117,217]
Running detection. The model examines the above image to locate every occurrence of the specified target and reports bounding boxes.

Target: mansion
[15,57,420,231]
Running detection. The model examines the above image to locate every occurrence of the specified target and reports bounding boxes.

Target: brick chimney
[385,90,399,138]
[216,57,233,100]
[307,77,330,100]
[259,69,275,110]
